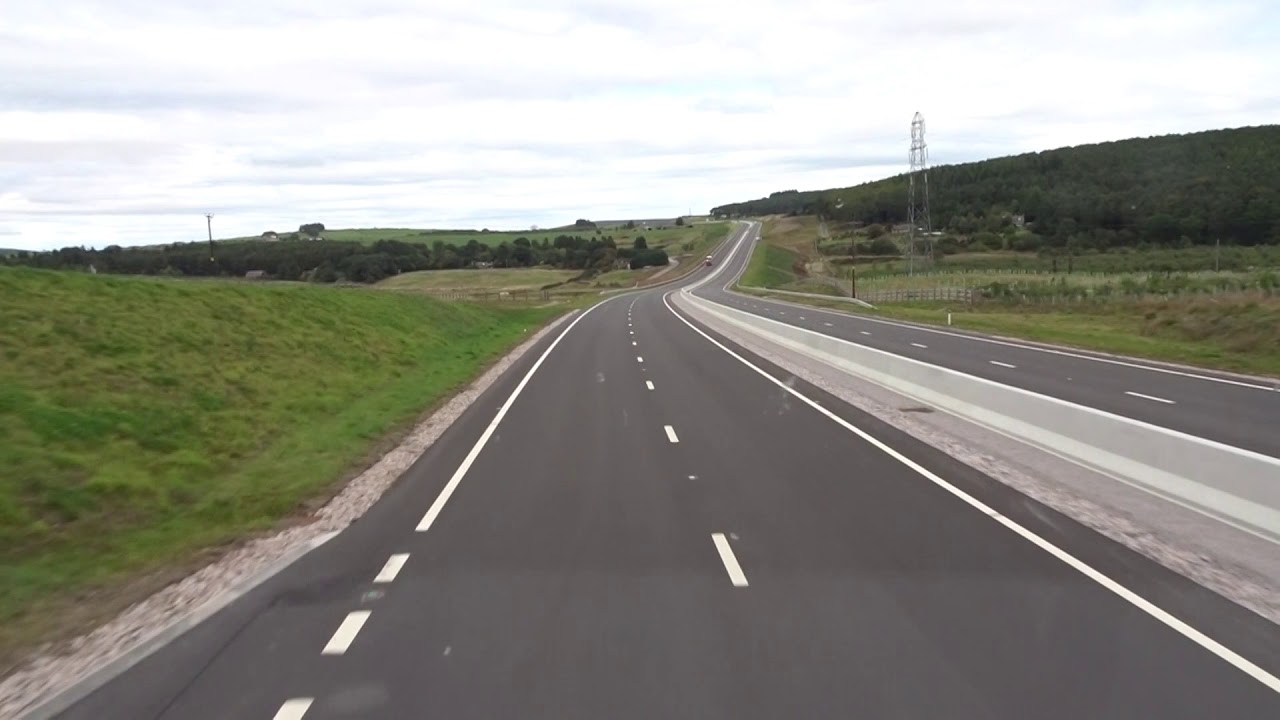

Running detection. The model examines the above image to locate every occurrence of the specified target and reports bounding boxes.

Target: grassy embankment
[0,267,560,665]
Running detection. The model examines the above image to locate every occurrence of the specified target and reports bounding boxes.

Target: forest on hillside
[711,125,1280,251]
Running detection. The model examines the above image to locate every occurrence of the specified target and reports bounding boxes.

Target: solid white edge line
[273,698,314,720]
[373,553,409,583]
[321,610,372,655]
[662,291,1280,694]
[990,361,1017,369]
[646,380,655,390]
[664,425,679,443]
[911,342,928,348]
[1126,390,1177,405]
[416,305,601,532]
[711,533,749,586]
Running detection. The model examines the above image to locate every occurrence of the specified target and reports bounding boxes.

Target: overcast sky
[3,0,1278,250]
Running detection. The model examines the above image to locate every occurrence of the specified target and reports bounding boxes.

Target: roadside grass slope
[0,267,559,663]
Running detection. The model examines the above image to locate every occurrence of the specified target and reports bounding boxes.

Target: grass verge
[0,267,561,665]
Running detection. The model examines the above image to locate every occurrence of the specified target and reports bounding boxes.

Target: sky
[2,0,1278,251]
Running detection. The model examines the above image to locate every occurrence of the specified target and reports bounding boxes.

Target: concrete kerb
[679,291,1280,544]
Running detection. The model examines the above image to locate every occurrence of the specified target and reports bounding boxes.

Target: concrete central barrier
[678,289,1280,542]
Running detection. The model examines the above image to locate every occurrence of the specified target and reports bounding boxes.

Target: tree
[865,223,886,239]
[711,126,1280,249]
[625,220,636,230]
[299,223,325,238]
[630,248,669,270]
[675,216,685,226]
[633,236,648,250]
[868,237,899,255]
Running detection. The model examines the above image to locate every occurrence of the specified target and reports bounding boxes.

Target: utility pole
[851,232,858,299]
[206,213,215,261]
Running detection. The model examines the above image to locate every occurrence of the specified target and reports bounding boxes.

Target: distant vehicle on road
[704,255,714,266]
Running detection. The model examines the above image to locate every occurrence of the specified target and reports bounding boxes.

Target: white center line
[860,331,871,336]
[637,356,644,363]
[823,322,834,327]
[1126,391,1177,405]
[799,316,806,320]
[646,380,655,390]
[322,610,372,655]
[632,341,637,346]
[911,342,928,349]
[711,533,748,587]
[273,699,314,720]
[664,425,679,443]
[374,553,409,583]
[990,361,1017,369]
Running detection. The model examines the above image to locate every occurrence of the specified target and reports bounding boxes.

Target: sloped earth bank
[0,312,575,718]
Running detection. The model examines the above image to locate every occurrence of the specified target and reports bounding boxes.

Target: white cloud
[1,0,1277,249]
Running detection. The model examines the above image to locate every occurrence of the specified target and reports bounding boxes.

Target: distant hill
[0,248,21,257]
[711,125,1280,250]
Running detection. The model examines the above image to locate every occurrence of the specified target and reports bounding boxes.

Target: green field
[237,222,728,251]
[377,267,578,292]
[0,267,560,663]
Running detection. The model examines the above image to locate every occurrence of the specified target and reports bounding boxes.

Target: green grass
[0,267,561,663]
[748,289,1280,377]
[740,243,800,288]
[377,267,578,292]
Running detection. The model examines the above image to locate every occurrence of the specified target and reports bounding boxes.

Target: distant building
[244,270,267,280]
[261,231,279,241]
[1012,214,1026,228]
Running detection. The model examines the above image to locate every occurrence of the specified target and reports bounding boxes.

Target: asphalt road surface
[55,226,1280,719]
[698,222,1280,459]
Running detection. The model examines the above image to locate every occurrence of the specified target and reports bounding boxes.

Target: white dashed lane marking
[322,611,371,655]
[273,699,313,720]
[1125,391,1176,405]
[711,533,748,587]
[374,554,409,583]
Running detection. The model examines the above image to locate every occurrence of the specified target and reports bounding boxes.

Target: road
[698,222,1280,459]
[52,224,1280,719]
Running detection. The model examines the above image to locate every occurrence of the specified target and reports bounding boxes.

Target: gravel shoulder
[0,310,576,719]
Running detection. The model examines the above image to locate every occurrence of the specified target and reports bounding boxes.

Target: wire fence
[853,283,1276,305]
